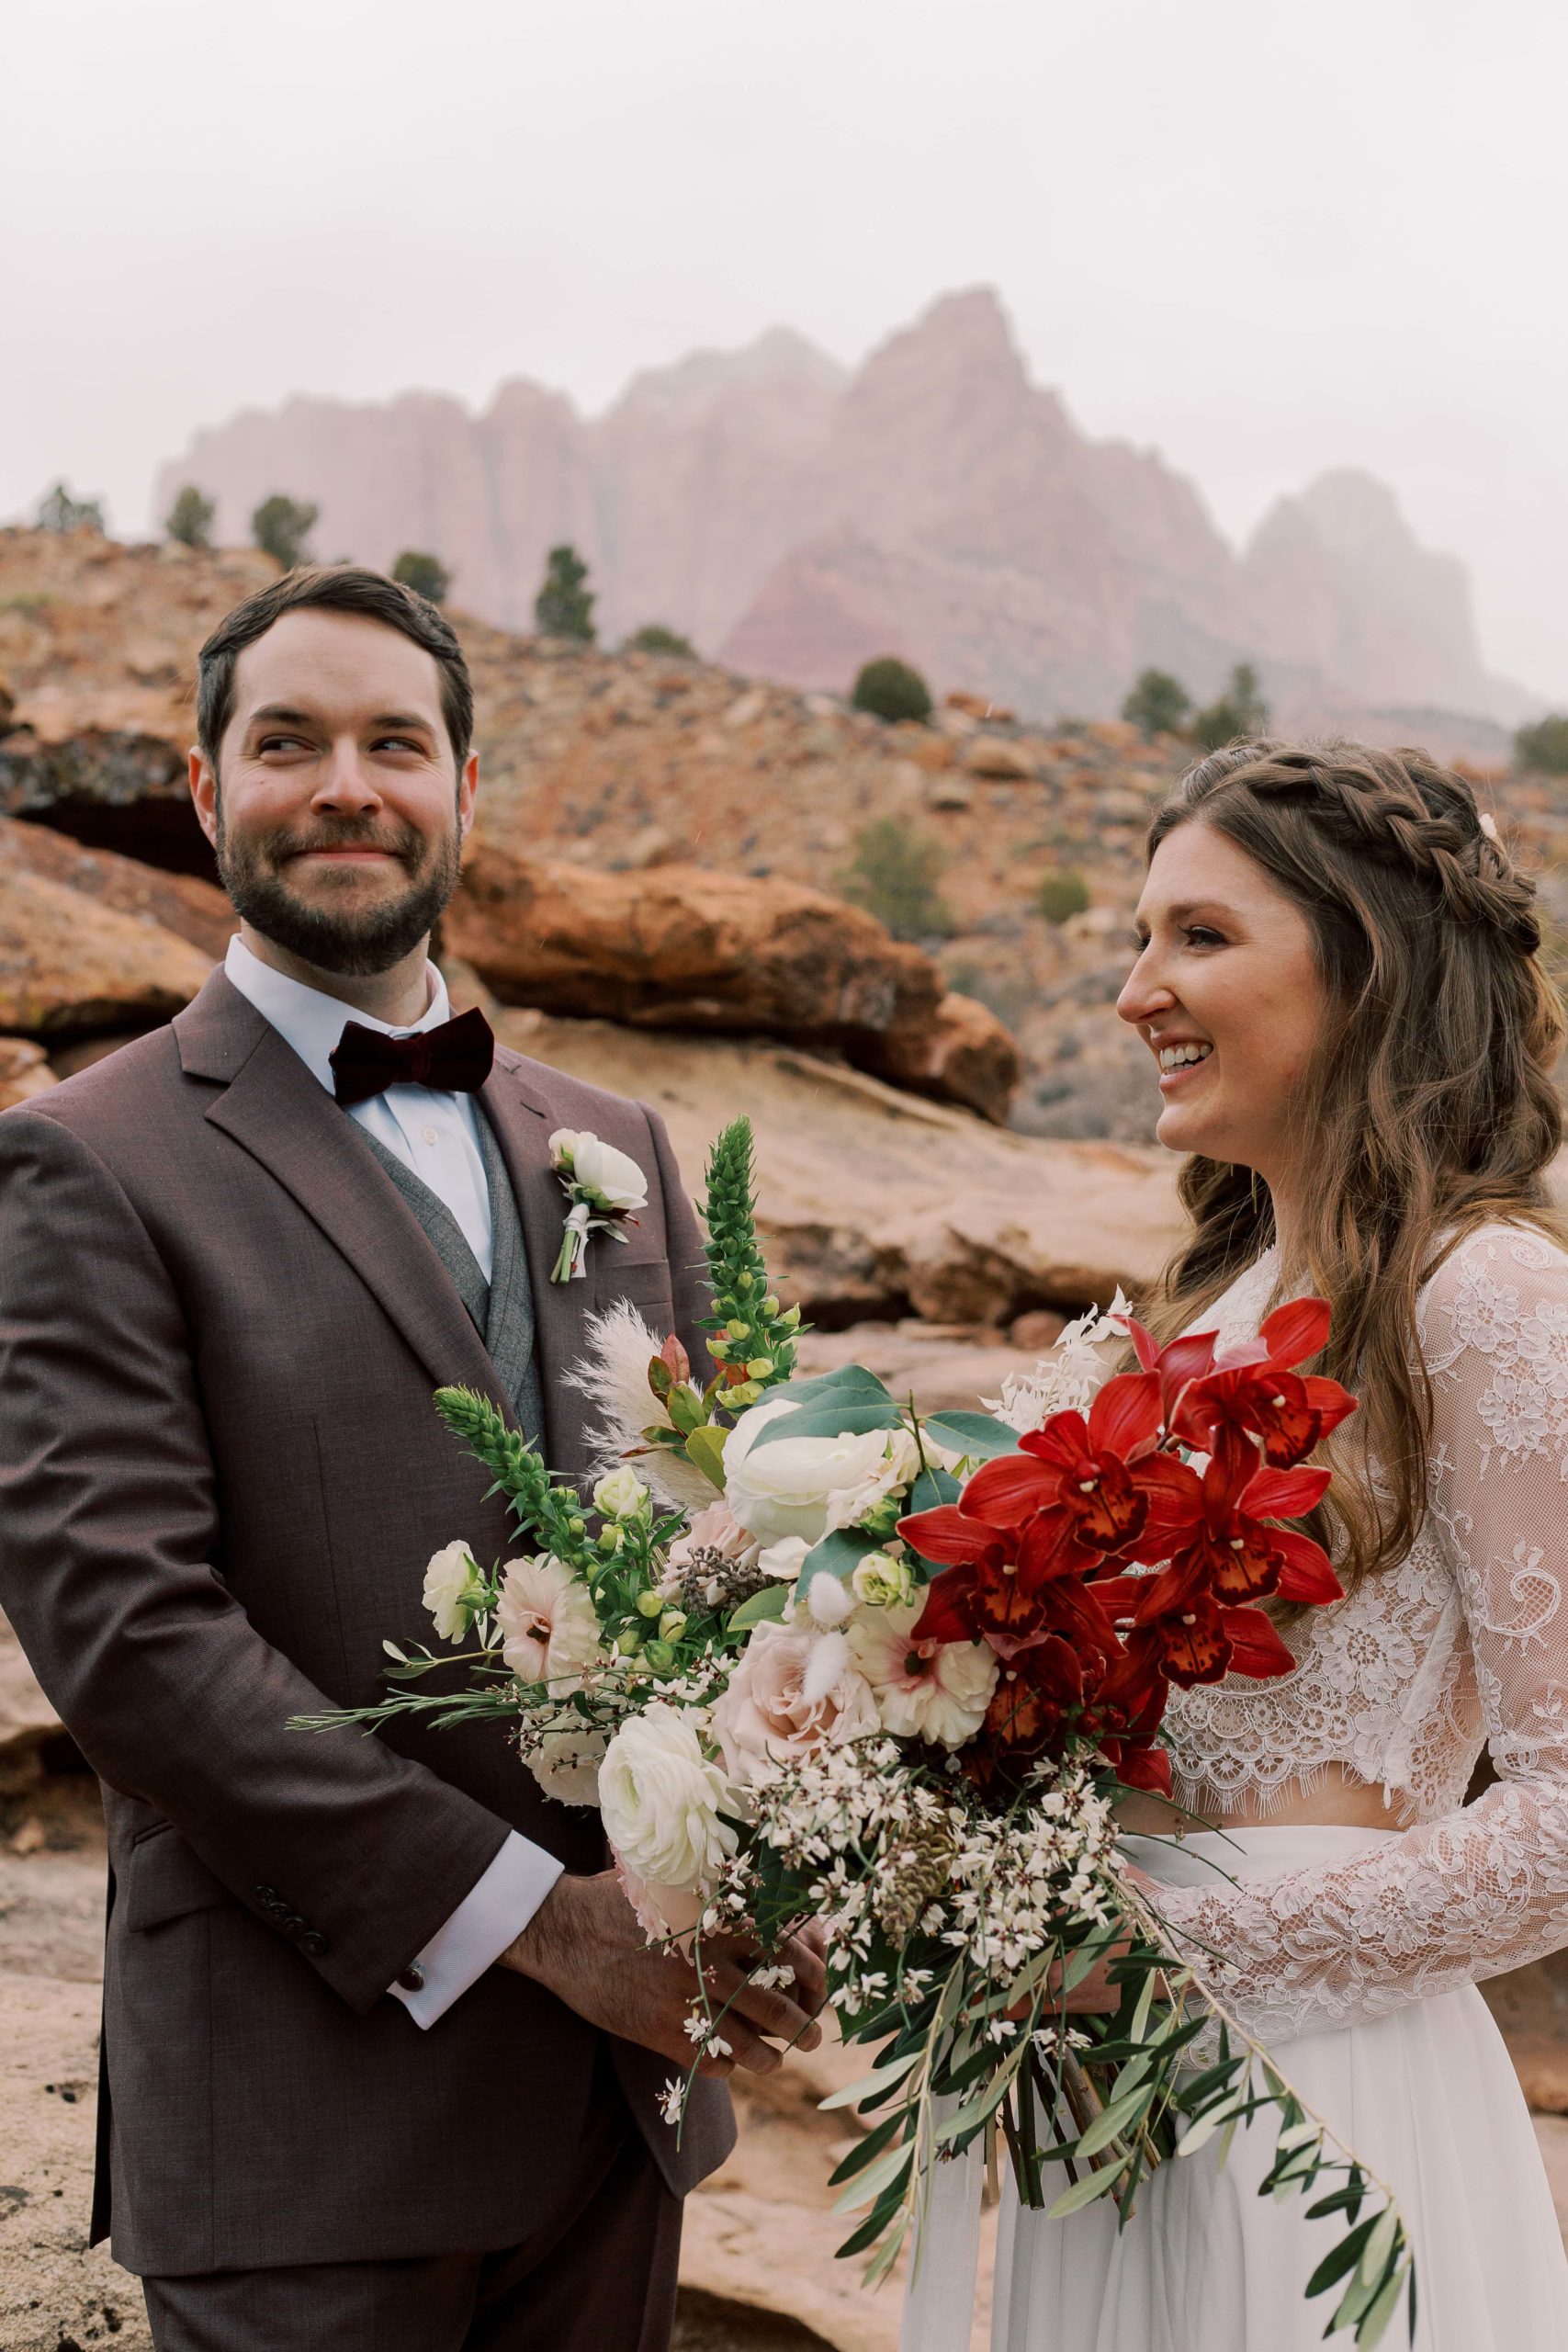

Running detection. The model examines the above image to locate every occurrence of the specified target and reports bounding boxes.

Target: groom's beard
[216,807,462,978]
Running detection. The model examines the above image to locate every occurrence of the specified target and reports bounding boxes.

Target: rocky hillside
[154,288,1527,742]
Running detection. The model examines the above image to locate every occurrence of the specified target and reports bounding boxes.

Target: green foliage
[840,817,955,941]
[252,493,319,571]
[433,1386,601,1578]
[1191,662,1270,752]
[701,1117,805,1400]
[1122,668,1191,739]
[624,622,695,657]
[1036,866,1091,925]
[391,549,451,605]
[36,481,104,535]
[164,484,215,548]
[1515,714,1568,775]
[535,543,596,642]
[851,656,933,725]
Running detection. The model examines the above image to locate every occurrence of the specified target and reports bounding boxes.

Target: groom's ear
[190,744,220,853]
[457,748,479,842]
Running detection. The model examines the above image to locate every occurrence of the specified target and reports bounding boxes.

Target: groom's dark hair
[197,565,475,774]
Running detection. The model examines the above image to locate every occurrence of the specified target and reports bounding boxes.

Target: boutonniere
[548,1128,649,1283]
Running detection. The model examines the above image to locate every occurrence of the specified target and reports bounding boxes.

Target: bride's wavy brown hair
[1141,739,1567,1588]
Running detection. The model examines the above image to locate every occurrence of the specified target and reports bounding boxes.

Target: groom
[0,567,824,2348]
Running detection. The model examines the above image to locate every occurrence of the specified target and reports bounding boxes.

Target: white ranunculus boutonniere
[547,1128,649,1283]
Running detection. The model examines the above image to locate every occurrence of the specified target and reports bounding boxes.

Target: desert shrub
[851,656,933,725]
[391,549,451,605]
[1191,661,1270,752]
[37,482,104,534]
[252,494,319,571]
[535,544,596,642]
[1122,668,1191,739]
[164,485,215,548]
[1515,715,1568,775]
[840,817,955,941]
[1036,867,1091,925]
[624,623,695,657]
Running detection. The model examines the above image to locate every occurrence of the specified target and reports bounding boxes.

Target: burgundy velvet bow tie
[329,1007,496,1107]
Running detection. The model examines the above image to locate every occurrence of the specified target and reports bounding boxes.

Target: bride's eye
[1183,924,1226,948]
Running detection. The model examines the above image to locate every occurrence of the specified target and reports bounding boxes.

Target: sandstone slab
[880,989,1020,1125]
[0,816,235,961]
[0,860,212,1038]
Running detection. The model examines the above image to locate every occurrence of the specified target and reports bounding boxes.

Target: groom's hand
[499,1871,828,2079]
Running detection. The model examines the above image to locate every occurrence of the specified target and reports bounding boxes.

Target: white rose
[723,1395,909,1549]
[549,1128,649,1212]
[592,1464,649,1521]
[599,1703,739,1897]
[495,1555,605,1690]
[756,1535,812,1583]
[423,1540,480,1645]
[846,1597,998,1748]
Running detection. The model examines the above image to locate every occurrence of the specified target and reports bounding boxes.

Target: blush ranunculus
[710,1624,880,1788]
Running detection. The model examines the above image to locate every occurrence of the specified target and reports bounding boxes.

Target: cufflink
[396,1962,426,1993]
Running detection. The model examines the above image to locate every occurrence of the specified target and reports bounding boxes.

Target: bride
[908,740,1568,2350]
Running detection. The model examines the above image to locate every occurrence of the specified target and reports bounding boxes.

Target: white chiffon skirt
[900,1826,1568,2352]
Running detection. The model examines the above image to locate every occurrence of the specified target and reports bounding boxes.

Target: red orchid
[1173,1298,1358,1468]
[1096,1570,1297,1704]
[1121,1314,1220,1430]
[1132,1456,1341,1612]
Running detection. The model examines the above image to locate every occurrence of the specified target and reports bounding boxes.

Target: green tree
[535,544,596,642]
[624,623,696,657]
[851,656,933,725]
[1122,668,1191,739]
[840,818,955,942]
[1191,661,1270,752]
[1036,867,1091,925]
[37,481,105,534]
[391,549,451,605]
[164,484,216,548]
[252,494,319,571]
[1515,715,1568,776]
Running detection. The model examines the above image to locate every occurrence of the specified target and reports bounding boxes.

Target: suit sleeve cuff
[389,1832,564,2029]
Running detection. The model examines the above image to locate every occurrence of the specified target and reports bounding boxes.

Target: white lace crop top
[1151,1221,1568,2040]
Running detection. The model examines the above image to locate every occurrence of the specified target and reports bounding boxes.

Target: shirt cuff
[389,1832,564,2029]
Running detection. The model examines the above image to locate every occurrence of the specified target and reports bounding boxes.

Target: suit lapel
[179,973,506,1412]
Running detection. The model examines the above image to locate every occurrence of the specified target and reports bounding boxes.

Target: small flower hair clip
[1479,811,1500,843]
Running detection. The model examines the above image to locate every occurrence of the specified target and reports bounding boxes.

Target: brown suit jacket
[0,969,734,2277]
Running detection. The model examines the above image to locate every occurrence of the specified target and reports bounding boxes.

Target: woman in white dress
[909,741,1568,2350]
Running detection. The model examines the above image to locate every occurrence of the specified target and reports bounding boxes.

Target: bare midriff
[1118,1759,1398,1838]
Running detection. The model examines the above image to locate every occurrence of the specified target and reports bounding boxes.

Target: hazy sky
[6,0,1566,696]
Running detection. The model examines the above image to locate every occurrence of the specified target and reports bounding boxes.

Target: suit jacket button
[255,1884,279,1905]
[301,1930,329,1958]
[396,1962,426,1992]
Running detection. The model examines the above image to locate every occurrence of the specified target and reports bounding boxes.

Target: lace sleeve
[1148,1225,1568,2043]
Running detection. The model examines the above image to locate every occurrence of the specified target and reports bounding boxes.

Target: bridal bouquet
[302,1121,1416,2347]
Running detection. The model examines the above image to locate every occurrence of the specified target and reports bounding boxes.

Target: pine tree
[37,481,105,534]
[1122,668,1191,739]
[252,493,320,571]
[391,550,451,605]
[164,485,216,548]
[535,545,596,642]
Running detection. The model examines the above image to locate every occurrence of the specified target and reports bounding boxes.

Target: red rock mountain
[154,288,1522,732]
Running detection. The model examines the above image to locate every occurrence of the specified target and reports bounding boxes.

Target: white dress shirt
[223,936,562,2026]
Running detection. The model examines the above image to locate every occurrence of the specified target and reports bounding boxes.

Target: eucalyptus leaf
[727,1585,790,1632]
[907,1465,962,1513]
[922,1410,1021,1462]
[749,1398,903,1450]
[795,1526,884,1594]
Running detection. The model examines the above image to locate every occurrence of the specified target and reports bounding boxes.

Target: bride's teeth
[1158,1043,1213,1070]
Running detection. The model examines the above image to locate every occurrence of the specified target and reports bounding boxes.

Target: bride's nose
[1118,946,1177,1030]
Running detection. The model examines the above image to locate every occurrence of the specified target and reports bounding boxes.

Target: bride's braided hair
[1143,739,1567,1589]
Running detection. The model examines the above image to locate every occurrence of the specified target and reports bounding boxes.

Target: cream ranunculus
[599,1703,739,1904]
[592,1464,649,1521]
[710,1624,880,1789]
[851,1549,918,1610]
[423,1540,481,1645]
[722,1395,915,1549]
[495,1555,605,1690]
[846,1597,999,1747]
[548,1128,649,1212]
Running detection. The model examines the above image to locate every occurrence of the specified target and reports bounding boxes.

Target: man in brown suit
[0,568,823,2348]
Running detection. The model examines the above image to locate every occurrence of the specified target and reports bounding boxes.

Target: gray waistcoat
[355,1110,546,1451]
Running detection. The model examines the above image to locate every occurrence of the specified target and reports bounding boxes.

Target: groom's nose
[312,735,384,815]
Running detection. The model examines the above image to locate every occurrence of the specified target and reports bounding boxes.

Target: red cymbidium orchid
[895,1291,1352,1798]
[1173,1298,1358,1468]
